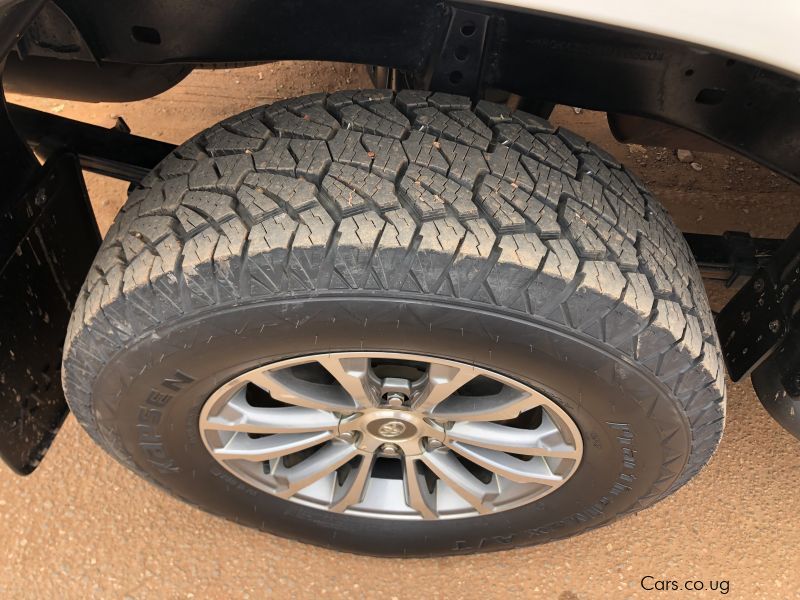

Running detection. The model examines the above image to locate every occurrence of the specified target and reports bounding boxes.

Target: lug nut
[380,443,401,457]
[426,439,444,450]
[385,392,406,407]
[339,432,357,443]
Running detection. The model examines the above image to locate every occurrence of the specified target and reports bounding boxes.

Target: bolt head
[385,392,406,408]
[426,439,444,450]
[769,319,782,333]
[380,443,400,457]
[339,432,357,443]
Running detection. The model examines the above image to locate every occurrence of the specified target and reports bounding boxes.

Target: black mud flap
[0,153,100,474]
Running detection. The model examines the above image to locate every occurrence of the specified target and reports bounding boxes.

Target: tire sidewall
[89,295,690,556]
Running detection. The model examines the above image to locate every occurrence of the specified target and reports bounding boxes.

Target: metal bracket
[8,103,176,182]
[716,271,785,381]
[685,231,782,288]
[716,224,800,382]
[714,223,800,439]
[429,7,490,97]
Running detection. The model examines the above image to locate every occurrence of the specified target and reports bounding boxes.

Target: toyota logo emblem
[377,421,406,438]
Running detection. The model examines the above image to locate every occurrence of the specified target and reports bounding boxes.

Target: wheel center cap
[367,418,418,441]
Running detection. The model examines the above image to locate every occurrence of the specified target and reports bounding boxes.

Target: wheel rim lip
[199,351,584,521]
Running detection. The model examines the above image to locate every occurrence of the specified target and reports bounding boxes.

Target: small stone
[676,149,694,163]
[628,144,647,155]
[690,161,703,171]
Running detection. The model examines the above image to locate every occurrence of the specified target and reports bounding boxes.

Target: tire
[62,90,725,556]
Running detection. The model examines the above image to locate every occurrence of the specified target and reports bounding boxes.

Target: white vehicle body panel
[477,0,800,77]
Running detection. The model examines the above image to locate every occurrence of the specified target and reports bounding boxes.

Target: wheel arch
[8,0,800,182]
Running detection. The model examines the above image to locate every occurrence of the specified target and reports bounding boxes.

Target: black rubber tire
[62,90,725,556]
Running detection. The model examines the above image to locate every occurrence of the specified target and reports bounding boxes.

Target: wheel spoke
[430,386,544,422]
[204,394,340,434]
[329,453,374,512]
[447,442,564,485]
[412,362,477,414]
[420,448,498,514]
[446,413,579,458]
[271,440,359,497]
[403,457,437,519]
[244,368,356,412]
[212,431,331,462]
[316,355,379,409]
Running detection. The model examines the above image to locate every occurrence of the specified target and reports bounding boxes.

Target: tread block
[603,272,654,351]
[362,134,408,180]
[560,199,638,268]
[339,102,409,139]
[328,129,373,171]
[450,218,496,298]
[264,101,336,140]
[637,299,687,365]
[328,90,409,139]
[252,138,297,176]
[203,125,265,157]
[373,208,416,290]
[395,89,432,113]
[158,155,197,179]
[213,217,248,301]
[484,146,535,192]
[243,172,320,215]
[182,228,221,307]
[427,92,472,110]
[322,163,401,216]
[223,112,272,140]
[496,124,578,176]
[526,239,580,317]
[482,175,559,238]
[410,106,491,150]
[188,154,254,193]
[512,110,555,133]
[287,206,335,290]
[288,139,332,184]
[400,164,478,221]
[237,184,282,223]
[332,211,386,289]
[475,100,513,126]
[476,183,526,233]
[564,260,627,331]
[525,159,581,209]
[402,131,449,176]
[406,218,466,293]
[438,140,489,186]
[487,233,548,309]
[245,214,298,296]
